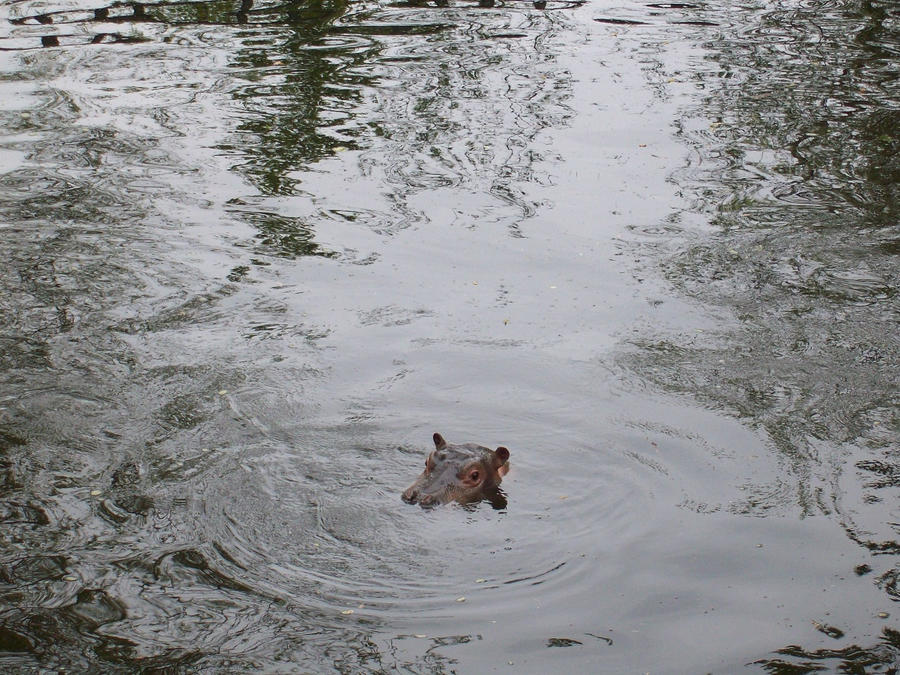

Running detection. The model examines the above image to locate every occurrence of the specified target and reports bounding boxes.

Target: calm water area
[1,0,898,671]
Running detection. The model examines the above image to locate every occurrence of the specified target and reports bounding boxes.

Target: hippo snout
[401,485,439,508]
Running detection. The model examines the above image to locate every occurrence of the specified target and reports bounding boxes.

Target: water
[0,0,897,671]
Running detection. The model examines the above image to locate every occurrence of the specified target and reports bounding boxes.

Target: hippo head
[402,433,510,508]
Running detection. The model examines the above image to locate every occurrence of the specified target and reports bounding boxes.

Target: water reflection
[755,626,900,673]
[620,0,899,664]
[1,0,583,670]
[2,0,898,670]
[219,1,576,245]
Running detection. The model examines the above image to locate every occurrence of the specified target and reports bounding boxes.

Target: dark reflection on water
[620,0,899,668]
[1,0,586,670]
[1,0,898,671]
[636,0,899,498]
[755,626,900,674]
[225,0,366,196]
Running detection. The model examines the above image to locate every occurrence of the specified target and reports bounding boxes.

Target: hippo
[402,433,510,508]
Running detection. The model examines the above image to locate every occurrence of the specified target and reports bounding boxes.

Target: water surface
[1,0,898,671]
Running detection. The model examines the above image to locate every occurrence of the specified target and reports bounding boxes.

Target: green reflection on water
[627,0,899,608]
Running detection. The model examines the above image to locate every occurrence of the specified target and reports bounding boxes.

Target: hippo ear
[433,433,447,449]
[495,446,510,464]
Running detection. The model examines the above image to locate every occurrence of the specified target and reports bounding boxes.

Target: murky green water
[1,0,897,671]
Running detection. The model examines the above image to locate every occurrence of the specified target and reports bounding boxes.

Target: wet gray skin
[402,433,510,508]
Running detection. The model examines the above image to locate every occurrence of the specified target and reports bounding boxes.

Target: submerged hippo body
[402,433,510,508]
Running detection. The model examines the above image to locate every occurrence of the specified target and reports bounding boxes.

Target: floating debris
[812,620,844,639]
[586,632,614,646]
